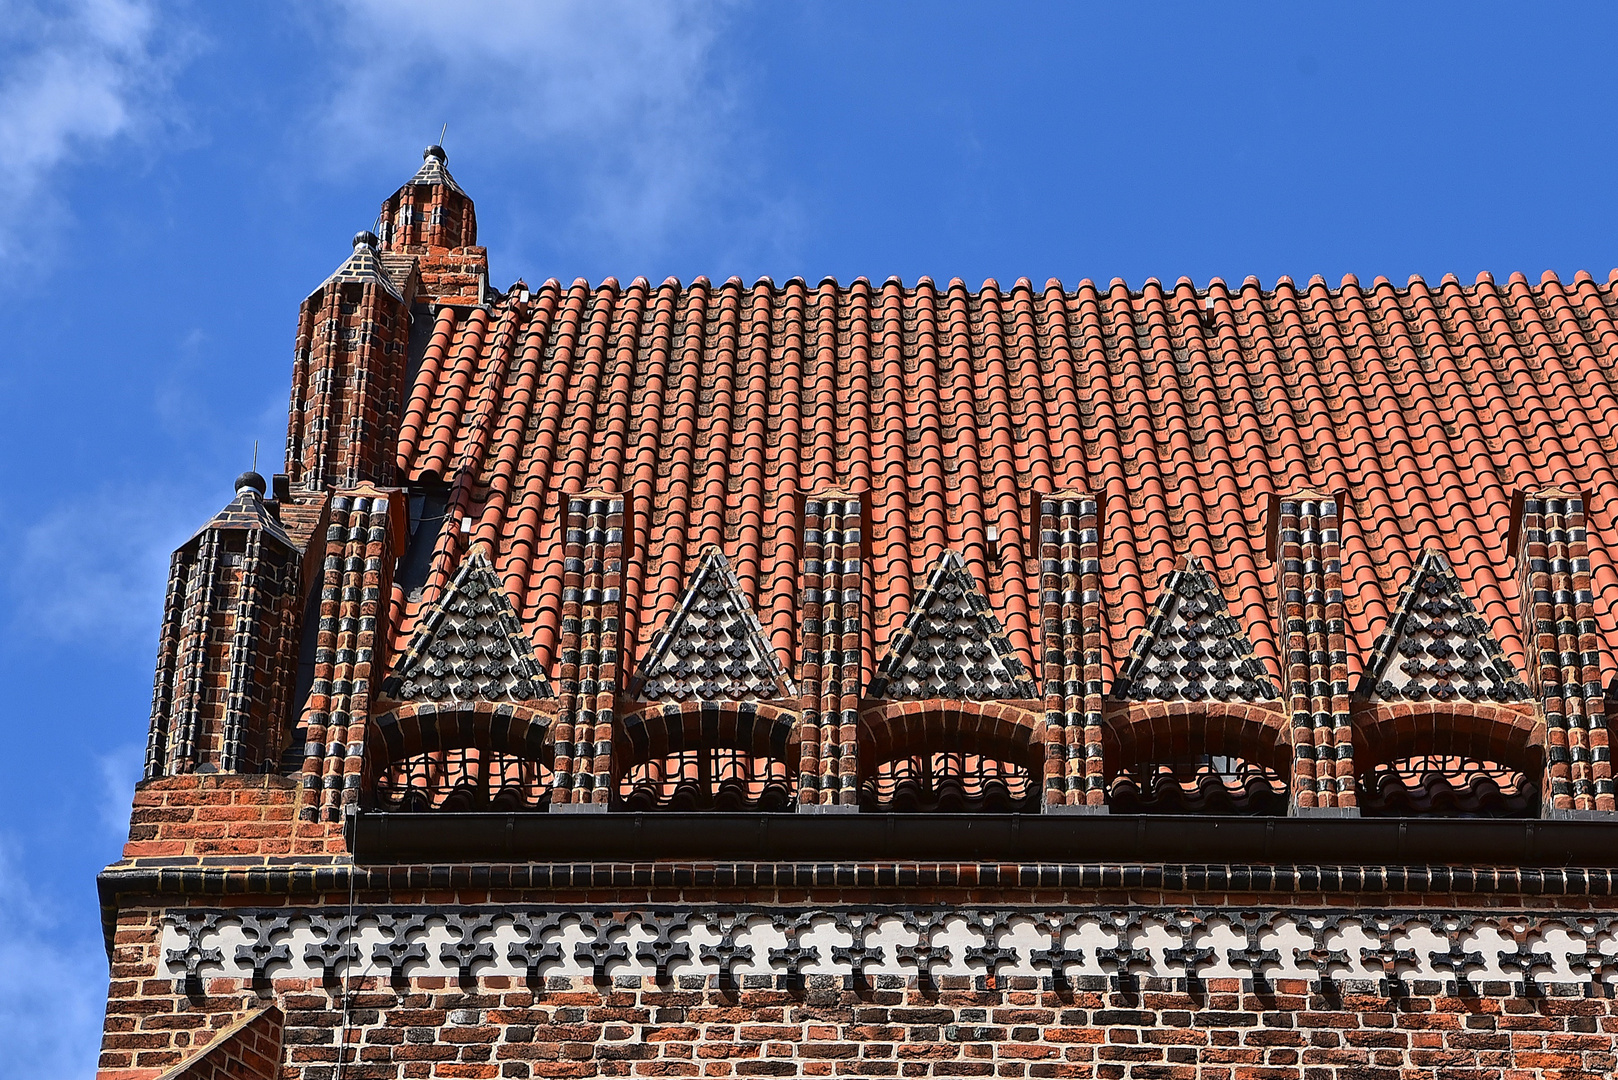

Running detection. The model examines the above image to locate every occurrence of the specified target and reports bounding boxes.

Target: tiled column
[1040,492,1106,811]
[1515,489,1615,816]
[298,487,402,822]
[1275,492,1356,815]
[551,491,623,810]
[797,491,864,810]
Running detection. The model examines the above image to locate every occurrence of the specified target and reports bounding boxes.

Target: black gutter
[353,811,1618,868]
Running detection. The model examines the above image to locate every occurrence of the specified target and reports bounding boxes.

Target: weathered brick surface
[107,973,1618,1079]
[132,1006,285,1080]
[100,888,1618,1079]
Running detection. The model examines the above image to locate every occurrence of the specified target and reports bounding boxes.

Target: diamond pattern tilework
[870,552,1038,701]
[1360,549,1530,703]
[385,545,551,703]
[1113,557,1277,703]
[632,548,794,703]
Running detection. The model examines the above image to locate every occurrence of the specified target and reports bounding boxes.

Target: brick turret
[284,231,413,493]
[377,144,486,305]
[144,472,305,778]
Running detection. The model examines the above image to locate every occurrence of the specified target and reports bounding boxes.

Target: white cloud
[0,0,175,260]
[322,0,771,256]
[97,743,146,836]
[5,482,216,647]
[0,838,107,1079]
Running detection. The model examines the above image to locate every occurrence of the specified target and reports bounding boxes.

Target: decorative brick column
[797,491,865,809]
[1513,488,1615,816]
[1273,492,1356,814]
[1039,491,1105,810]
[551,491,624,809]
[296,486,404,821]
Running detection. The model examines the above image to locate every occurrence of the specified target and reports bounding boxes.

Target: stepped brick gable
[97,148,1618,1079]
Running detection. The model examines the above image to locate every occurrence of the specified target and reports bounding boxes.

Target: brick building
[97,146,1618,1078]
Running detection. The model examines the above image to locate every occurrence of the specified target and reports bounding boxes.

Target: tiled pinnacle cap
[317,229,404,301]
[406,144,465,195]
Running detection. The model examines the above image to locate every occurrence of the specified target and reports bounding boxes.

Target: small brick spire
[376,145,487,305]
[379,145,477,252]
[145,473,305,779]
[284,231,414,493]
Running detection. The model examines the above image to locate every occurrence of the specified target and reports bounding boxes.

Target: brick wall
[100,888,1618,1079]
[109,973,1618,1078]
[146,1006,283,1080]
[121,776,343,863]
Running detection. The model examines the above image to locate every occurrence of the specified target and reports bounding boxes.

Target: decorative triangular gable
[1112,557,1276,702]
[632,548,795,702]
[869,551,1038,701]
[1358,548,1529,702]
[384,546,551,702]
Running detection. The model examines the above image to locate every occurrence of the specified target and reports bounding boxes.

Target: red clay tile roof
[386,270,1618,693]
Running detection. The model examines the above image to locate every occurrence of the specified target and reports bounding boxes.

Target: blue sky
[2,2,1617,1074]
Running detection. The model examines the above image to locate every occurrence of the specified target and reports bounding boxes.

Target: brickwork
[145,479,303,780]
[131,978,1618,1080]
[101,887,1618,1080]
[1515,491,1616,814]
[1274,495,1353,813]
[101,147,1618,1078]
[798,493,866,807]
[286,239,413,493]
[145,1006,283,1080]
[552,493,624,806]
[1039,493,1104,809]
[296,489,405,822]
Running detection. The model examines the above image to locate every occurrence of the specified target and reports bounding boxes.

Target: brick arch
[1351,702,1543,774]
[1102,701,1292,778]
[367,700,554,772]
[858,700,1046,774]
[615,701,801,770]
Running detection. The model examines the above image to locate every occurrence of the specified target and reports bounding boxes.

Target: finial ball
[235,471,267,496]
[353,230,379,250]
[424,144,447,162]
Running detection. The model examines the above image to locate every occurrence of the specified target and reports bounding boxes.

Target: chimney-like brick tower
[378,144,487,306]
[284,231,413,493]
[144,472,304,779]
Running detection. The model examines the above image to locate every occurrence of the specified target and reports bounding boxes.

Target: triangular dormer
[869,551,1038,701]
[1357,548,1529,703]
[1112,556,1276,702]
[384,545,551,703]
[632,548,795,702]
